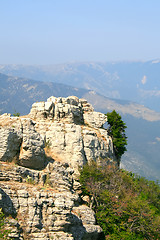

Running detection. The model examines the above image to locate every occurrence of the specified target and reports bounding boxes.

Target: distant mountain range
[0,60,160,111]
[0,68,160,182]
[0,73,88,115]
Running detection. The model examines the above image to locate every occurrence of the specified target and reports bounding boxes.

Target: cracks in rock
[80,127,88,166]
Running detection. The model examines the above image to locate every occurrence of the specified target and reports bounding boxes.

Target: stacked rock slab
[0,115,45,169]
[29,96,116,173]
[0,162,102,240]
[0,96,117,239]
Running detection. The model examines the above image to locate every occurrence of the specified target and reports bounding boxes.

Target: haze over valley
[0,68,160,181]
[1,60,160,112]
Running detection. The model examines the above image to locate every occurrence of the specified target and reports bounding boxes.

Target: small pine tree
[106,110,127,165]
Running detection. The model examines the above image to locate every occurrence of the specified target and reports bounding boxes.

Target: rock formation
[0,96,117,239]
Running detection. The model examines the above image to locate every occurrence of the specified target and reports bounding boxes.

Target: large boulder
[0,115,45,170]
[0,115,22,163]
[19,118,45,169]
[83,111,107,128]
[29,101,54,120]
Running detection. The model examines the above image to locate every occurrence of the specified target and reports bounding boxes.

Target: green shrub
[0,209,11,239]
[79,162,160,239]
[13,111,20,117]
[26,175,35,184]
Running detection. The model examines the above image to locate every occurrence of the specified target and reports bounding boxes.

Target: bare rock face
[29,96,84,124]
[40,122,114,174]
[0,116,22,163]
[29,96,105,128]
[19,118,45,169]
[0,96,116,171]
[0,96,117,239]
[29,96,116,173]
[0,162,103,240]
[79,98,94,112]
[83,111,108,128]
[29,101,54,120]
[0,116,45,170]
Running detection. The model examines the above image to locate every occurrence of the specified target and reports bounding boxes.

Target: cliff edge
[0,96,117,239]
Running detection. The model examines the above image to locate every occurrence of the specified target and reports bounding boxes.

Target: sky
[0,0,160,64]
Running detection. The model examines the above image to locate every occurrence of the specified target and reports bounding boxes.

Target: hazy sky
[1,0,160,64]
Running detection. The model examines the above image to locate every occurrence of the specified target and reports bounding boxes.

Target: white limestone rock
[79,98,94,112]
[19,118,45,169]
[29,96,94,124]
[0,116,22,162]
[0,96,118,239]
[0,179,103,240]
[41,121,115,173]
[29,101,54,120]
[84,111,107,128]
[54,97,83,124]
[0,116,45,169]
[0,96,116,172]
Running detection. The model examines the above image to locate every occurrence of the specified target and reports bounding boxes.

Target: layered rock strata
[29,96,115,172]
[0,116,45,169]
[0,96,117,239]
[0,162,102,240]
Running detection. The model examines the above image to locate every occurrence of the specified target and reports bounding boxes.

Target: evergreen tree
[106,110,127,165]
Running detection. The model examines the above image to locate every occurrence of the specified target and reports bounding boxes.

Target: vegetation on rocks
[0,209,10,239]
[79,161,160,240]
[13,110,20,117]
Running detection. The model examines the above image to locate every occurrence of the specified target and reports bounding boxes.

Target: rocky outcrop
[83,111,107,128]
[0,115,22,163]
[0,96,115,171]
[29,96,115,173]
[35,121,114,175]
[30,96,99,126]
[0,96,117,239]
[19,118,45,170]
[0,162,103,240]
[0,115,45,169]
